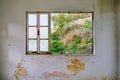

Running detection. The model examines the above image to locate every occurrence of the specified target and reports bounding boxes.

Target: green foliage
[51,40,65,54]
[52,14,72,28]
[51,32,60,40]
[75,43,92,54]
[83,20,92,31]
[85,38,92,44]
[65,42,78,54]
[52,14,72,37]
[74,38,82,44]
[51,13,93,54]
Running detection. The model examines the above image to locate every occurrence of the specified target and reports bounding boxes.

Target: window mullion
[37,13,40,53]
[48,13,51,52]
[26,13,29,53]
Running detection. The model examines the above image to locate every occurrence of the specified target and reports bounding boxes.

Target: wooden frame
[26,12,50,54]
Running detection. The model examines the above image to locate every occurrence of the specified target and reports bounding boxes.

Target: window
[26,12,50,54]
[26,12,93,55]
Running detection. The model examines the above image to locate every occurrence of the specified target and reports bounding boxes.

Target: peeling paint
[41,71,75,79]
[17,63,28,77]
[67,58,85,74]
[13,63,28,80]
[71,58,81,65]
[13,74,18,80]
[40,59,85,79]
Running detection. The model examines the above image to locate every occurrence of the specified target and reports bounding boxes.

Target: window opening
[26,12,93,55]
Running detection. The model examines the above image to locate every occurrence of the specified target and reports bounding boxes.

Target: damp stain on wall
[99,0,103,31]
[67,58,85,74]
[99,0,103,15]
[101,76,118,80]
[13,63,28,80]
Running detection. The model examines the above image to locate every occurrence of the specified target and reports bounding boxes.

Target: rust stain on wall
[13,63,28,80]
[67,58,85,74]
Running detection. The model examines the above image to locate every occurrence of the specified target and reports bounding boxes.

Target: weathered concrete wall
[0,0,118,80]
[117,0,120,79]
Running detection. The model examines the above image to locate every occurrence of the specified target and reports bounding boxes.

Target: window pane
[40,14,48,26]
[28,14,37,26]
[29,27,37,38]
[29,40,37,51]
[40,27,48,38]
[40,40,48,51]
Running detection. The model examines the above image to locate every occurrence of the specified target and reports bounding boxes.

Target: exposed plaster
[13,63,28,80]
[41,71,75,80]
[67,58,85,74]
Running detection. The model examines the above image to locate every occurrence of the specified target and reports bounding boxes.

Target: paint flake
[13,63,28,80]
[42,71,75,79]
[67,58,85,73]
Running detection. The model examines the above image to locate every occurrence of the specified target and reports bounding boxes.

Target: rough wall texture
[117,0,120,79]
[0,0,118,80]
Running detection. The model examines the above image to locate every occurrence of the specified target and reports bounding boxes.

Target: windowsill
[26,52,95,57]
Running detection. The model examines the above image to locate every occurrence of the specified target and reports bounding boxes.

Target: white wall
[0,0,118,80]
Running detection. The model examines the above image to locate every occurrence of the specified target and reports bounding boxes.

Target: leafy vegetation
[51,13,93,54]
